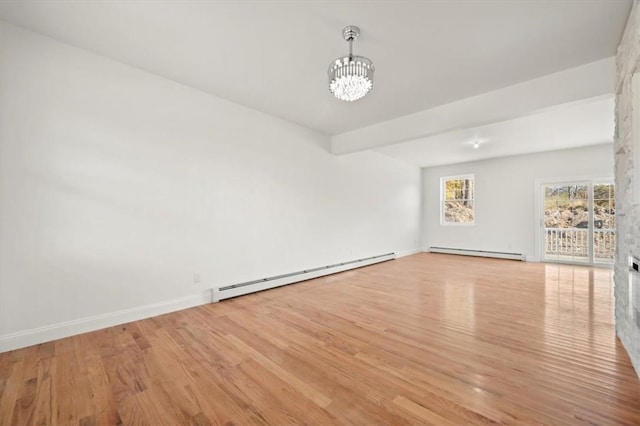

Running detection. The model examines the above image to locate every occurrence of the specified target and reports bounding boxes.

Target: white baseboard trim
[396,248,422,258]
[0,290,212,353]
[213,253,396,301]
[428,247,525,261]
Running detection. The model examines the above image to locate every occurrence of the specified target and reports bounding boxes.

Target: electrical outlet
[193,273,201,284]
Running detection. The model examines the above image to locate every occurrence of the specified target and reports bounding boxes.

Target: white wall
[0,22,421,349]
[422,144,614,261]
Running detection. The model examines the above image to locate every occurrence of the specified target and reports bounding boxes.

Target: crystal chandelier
[328,26,375,102]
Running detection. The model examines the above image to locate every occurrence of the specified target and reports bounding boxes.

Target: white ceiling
[0,1,627,169]
[0,0,632,136]
[373,96,615,167]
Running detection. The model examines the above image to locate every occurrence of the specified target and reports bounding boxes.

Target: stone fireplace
[614,0,640,378]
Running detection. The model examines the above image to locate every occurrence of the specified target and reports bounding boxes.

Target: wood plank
[0,253,639,425]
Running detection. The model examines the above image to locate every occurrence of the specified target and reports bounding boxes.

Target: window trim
[440,174,476,226]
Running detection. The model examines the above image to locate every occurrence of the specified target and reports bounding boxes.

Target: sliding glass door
[592,183,616,264]
[541,180,615,265]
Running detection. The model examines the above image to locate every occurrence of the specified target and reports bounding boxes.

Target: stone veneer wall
[615,0,640,378]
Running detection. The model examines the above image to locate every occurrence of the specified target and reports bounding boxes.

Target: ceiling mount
[342,25,360,43]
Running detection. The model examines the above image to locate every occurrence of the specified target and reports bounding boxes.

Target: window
[441,175,474,225]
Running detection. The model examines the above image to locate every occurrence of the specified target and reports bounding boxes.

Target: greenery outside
[443,177,474,223]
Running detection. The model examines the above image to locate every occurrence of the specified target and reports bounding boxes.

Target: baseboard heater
[212,252,395,301]
[429,246,525,261]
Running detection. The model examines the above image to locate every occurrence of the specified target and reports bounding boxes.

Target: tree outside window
[441,175,474,224]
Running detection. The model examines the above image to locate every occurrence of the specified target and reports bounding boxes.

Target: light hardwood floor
[1,253,639,425]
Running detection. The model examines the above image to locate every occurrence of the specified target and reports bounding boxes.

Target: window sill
[440,222,476,227]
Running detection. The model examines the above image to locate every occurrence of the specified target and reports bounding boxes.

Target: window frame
[440,174,476,226]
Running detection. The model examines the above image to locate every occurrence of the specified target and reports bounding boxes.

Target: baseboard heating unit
[213,252,395,301]
[429,247,524,261]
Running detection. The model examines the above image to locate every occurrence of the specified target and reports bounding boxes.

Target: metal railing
[544,228,615,263]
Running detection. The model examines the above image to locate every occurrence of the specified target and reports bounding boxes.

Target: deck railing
[544,228,615,263]
[593,229,616,263]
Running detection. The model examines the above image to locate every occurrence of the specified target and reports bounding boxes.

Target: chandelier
[328,26,375,102]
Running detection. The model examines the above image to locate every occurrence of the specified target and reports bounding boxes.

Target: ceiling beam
[330,57,615,154]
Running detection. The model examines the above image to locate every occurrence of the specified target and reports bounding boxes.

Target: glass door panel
[541,181,615,265]
[543,183,589,263]
[593,183,615,265]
